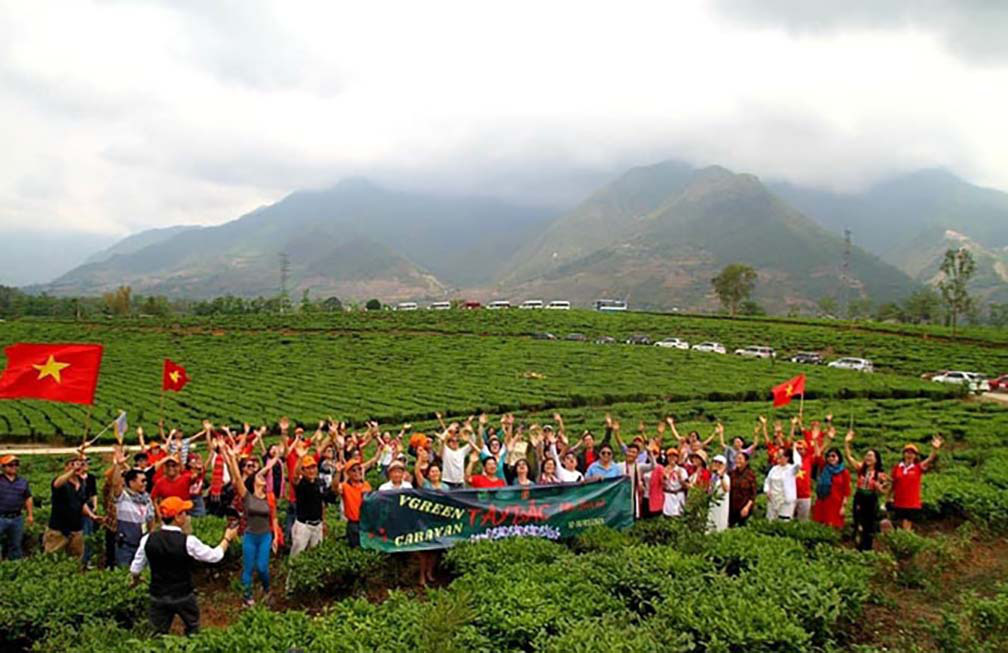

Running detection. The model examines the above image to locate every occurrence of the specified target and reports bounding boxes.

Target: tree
[321,297,343,312]
[365,298,382,311]
[847,297,872,319]
[711,264,757,317]
[103,285,132,316]
[817,296,838,317]
[739,300,765,316]
[300,289,315,314]
[937,248,976,335]
[990,303,1008,328]
[902,288,942,324]
[875,302,904,322]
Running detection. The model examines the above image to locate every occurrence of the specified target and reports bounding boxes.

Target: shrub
[746,518,842,548]
[284,534,385,597]
[443,536,571,576]
[878,529,949,588]
[0,554,146,648]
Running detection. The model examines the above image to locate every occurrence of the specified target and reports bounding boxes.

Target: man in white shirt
[378,461,413,491]
[130,496,238,635]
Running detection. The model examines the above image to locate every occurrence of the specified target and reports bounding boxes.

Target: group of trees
[711,248,1004,331]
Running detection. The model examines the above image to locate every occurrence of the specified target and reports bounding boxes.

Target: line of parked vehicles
[394,299,629,311]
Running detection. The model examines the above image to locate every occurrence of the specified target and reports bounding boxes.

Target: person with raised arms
[844,429,890,551]
[338,452,378,548]
[886,435,943,532]
[436,414,478,489]
[223,446,281,606]
[466,450,507,488]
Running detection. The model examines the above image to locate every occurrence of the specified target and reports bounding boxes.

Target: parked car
[931,370,990,393]
[395,302,418,311]
[462,301,482,310]
[790,352,824,365]
[532,332,557,341]
[990,374,1008,392]
[595,336,616,344]
[565,333,587,342]
[625,334,652,345]
[828,357,875,373]
[691,342,726,354]
[486,300,511,310]
[519,300,544,309]
[655,338,689,350]
[734,346,775,359]
[546,300,571,310]
[428,301,452,310]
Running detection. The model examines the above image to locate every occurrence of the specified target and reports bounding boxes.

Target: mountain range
[32,162,1008,310]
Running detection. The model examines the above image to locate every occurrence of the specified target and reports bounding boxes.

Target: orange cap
[159,496,194,518]
[0,454,19,465]
[903,443,920,454]
[301,455,318,467]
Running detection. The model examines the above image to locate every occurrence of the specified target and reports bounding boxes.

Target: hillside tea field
[1,311,1007,652]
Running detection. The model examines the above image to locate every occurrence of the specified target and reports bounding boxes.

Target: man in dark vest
[129,495,238,635]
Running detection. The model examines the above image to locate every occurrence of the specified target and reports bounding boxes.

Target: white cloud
[1,0,1006,237]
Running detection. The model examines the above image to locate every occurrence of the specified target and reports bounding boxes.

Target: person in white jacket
[763,443,802,521]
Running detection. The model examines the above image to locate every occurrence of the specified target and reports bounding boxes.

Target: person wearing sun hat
[886,435,943,532]
[130,496,238,635]
[338,451,379,548]
[0,454,33,559]
[289,453,326,557]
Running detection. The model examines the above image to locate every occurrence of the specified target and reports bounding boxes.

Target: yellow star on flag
[785,384,793,395]
[169,370,180,384]
[796,469,806,480]
[33,355,70,383]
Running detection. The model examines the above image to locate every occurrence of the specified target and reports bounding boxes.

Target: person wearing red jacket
[793,439,816,521]
[812,447,851,529]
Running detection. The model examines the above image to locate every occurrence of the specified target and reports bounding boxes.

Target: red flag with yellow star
[0,343,103,404]
[162,359,189,392]
[771,373,806,408]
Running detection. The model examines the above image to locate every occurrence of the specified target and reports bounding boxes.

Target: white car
[519,300,544,310]
[428,301,452,310]
[734,346,775,359]
[692,342,726,354]
[931,371,990,393]
[546,300,571,310]
[395,302,418,311]
[655,338,689,350]
[828,357,875,373]
[486,300,512,310]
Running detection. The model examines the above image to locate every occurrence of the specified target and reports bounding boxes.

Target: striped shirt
[115,490,155,526]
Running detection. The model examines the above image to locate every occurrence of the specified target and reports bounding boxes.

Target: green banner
[360,478,633,552]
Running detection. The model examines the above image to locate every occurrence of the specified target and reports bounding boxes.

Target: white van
[395,302,418,311]
[546,300,571,310]
[428,301,452,310]
[595,299,628,312]
[519,300,544,310]
[487,300,512,310]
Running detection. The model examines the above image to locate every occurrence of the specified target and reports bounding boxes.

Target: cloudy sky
[2,0,1007,247]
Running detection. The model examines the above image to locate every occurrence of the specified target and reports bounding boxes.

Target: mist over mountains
[25,161,1008,311]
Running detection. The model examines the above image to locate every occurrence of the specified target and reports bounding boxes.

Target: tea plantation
[1,311,1007,652]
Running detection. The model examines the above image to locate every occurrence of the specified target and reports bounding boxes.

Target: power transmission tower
[279,252,290,314]
[841,229,852,317]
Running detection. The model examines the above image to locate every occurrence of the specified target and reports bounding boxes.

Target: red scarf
[209,452,225,498]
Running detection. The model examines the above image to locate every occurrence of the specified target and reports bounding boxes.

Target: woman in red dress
[812,447,851,528]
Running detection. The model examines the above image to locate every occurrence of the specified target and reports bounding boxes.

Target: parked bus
[594,299,628,312]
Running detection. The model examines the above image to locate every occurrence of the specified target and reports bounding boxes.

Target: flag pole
[159,388,165,429]
[799,391,804,419]
[82,404,93,447]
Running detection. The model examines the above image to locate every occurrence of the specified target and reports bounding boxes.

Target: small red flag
[771,373,806,408]
[162,359,189,392]
[0,343,103,405]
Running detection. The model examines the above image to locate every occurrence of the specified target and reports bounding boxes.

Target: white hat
[712,455,727,465]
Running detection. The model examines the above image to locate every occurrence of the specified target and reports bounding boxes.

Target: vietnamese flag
[0,343,103,405]
[771,373,806,408]
[162,359,189,392]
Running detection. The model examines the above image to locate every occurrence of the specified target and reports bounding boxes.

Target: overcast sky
[2,0,1007,239]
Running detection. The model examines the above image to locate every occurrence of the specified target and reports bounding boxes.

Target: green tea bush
[878,529,949,588]
[0,554,146,648]
[746,518,842,548]
[443,536,571,576]
[284,533,385,597]
[569,524,634,554]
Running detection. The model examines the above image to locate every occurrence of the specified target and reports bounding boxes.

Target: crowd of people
[0,410,944,634]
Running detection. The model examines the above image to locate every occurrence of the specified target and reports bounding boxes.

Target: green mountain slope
[501,164,916,311]
[45,180,550,299]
